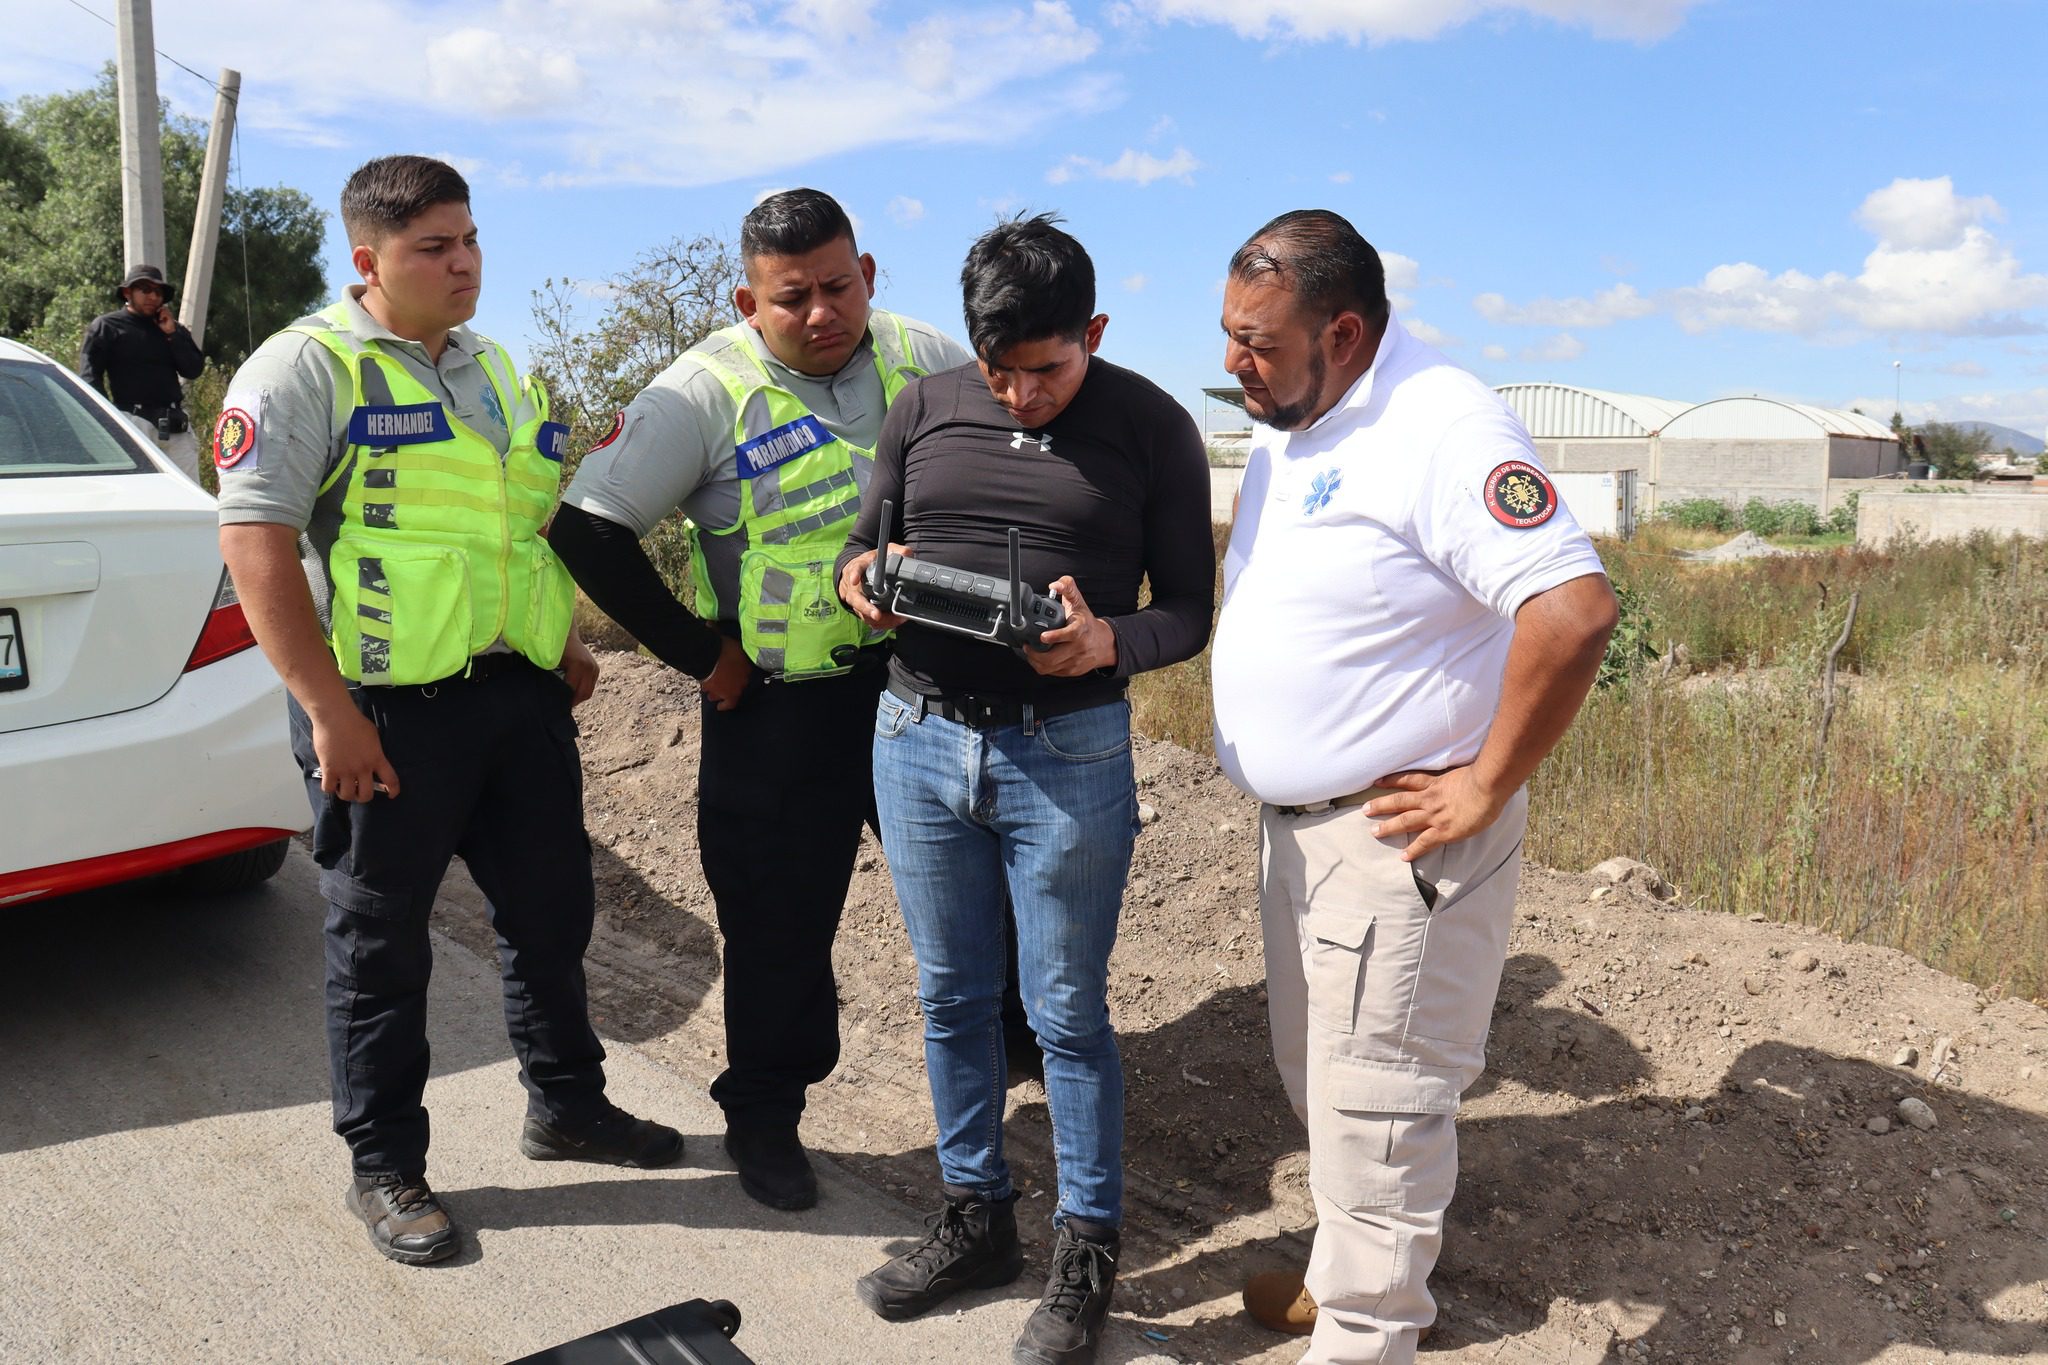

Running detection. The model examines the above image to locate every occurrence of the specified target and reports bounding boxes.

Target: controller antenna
[1007,527,1026,630]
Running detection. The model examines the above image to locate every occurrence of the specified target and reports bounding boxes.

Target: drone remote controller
[863,500,1067,651]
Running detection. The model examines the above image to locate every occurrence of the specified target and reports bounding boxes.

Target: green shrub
[1828,492,1860,537]
[1596,581,1659,688]
[1776,501,1823,537]
[1740,498,1786,536]
[1665,497,1733,531]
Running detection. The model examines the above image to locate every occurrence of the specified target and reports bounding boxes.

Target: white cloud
[1854,176,2002,251]
[1520,332,1586,363]
[1933,360,1989,377]
[1047,146,1200,186]
[888,195,926,226]
[1406,318,1460,348]
[1122,273,1149,292]
[1482,344,1510,361]
[1329,170,1353,184]
[1135,0,1702,43]
[1668,178,2048,338]
[427,28,585,117]
[1147,115,1177,140]
[1474,282,1653,327]
[1468,179,2048,342]
[80,0,1110,188]
[1380,251,1421,291]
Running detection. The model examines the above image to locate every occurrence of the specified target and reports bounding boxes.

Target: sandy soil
[434,649,2048,1363]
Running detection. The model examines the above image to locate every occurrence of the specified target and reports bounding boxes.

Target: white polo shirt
[1210,316,1606,807]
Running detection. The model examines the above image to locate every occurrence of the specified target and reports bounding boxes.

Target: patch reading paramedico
[1484,460,1557,529]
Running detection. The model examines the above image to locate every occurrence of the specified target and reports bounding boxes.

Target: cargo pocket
[1305,908,1375,1035]
[739,543,860,678]
[519,539,575,669]
[329,538,471,685]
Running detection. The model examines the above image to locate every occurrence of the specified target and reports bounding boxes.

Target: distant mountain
[1945,420,2043,455]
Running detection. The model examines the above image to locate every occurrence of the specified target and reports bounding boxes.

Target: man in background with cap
[79,263,206,483]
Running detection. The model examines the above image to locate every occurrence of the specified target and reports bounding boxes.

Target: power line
[59,0,220,92]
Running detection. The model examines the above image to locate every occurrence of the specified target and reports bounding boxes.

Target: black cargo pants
[288,656,608,1177]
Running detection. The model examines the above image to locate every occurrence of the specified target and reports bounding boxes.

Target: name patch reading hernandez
[735,415,832,478]
[1483,460,1558,529]
[348,403,454,447]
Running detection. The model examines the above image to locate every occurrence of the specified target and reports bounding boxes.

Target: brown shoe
[1241,1272,1435,1345]
[349,1172,457,1265]
[1243,1269,1316,1335]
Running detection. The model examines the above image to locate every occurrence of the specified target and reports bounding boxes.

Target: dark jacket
[78,309,205,415]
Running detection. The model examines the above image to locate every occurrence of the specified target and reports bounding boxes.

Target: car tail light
[184,568,258,671]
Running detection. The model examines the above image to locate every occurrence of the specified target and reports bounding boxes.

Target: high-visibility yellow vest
[293,304,575,685]
[683,312,929,678]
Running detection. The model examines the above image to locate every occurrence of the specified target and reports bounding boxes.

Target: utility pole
[180,68,240,349]
[113,0,166,271]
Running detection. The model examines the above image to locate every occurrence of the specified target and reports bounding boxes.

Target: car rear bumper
[0,647,308,894]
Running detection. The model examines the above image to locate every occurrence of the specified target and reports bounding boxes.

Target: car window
[0,359,150,477]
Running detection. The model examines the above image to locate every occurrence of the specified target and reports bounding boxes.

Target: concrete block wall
[1657,438,1824,508]
[1856,487,2048,545]
[1530,438,1649,473]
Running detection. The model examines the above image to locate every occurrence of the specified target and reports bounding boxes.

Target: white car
[0,338,307,905]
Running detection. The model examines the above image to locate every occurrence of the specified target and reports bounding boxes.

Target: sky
[5,0,2046,441]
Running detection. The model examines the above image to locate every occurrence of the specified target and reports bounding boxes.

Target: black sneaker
[519,1100,684,1168]
[349,1172,458,1266]
[855,1189,1026,1321]
[1013,1220,1119,1365]
[723,1126,818,1211]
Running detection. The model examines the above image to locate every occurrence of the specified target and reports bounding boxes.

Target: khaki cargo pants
[1260,788,1526,1365]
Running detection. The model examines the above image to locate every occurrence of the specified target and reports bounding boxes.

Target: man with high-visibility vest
[549,188,972,1211]
[217,155,682,1267]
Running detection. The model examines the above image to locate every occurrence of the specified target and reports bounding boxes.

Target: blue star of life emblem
[1303,468,1341,515]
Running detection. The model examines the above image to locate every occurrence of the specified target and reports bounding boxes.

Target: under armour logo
[1010,431,1052,452]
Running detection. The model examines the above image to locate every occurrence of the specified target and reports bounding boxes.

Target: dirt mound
[436,649,2048,1363]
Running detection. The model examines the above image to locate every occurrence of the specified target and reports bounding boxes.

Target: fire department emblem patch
[590,410,626,453]
[213,406,258,470]
[1483,460,1556,529]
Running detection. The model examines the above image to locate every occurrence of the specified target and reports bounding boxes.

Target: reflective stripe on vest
[292,304,574,685]
[684,313,928,678]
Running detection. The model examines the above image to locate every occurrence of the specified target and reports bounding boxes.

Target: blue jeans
[872,690,1139,1227]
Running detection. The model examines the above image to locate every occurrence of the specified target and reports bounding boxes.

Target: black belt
[129,403,188,433]
[886,675,1114,730]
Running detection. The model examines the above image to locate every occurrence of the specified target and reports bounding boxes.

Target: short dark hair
[340,155,471,246]
[959,213,1096,363]
[1229,209,1389,327]
[741,188,857,262]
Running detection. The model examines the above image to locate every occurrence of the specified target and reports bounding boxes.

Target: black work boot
[1013,1219,1119,1364]
[855,1188,1025,1320]
[519,1099,684,1168]
[349,1172,458,1266]
[723,1126,819,1211]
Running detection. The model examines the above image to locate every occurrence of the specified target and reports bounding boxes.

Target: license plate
[0,608,26,691]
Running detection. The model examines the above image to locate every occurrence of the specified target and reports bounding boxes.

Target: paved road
[0,850,1170,1364]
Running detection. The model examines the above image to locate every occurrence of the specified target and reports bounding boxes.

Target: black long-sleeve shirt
[837,357,1214,702]
[78,308,204,412]
[548,505,726,679]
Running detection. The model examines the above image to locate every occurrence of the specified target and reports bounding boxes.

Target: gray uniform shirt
[564,310,972,540]
[215,286,516,635]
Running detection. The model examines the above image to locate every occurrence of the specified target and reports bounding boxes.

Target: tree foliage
[528,234,743,476]
[0,68,326,365]
[1915,420,1995,480]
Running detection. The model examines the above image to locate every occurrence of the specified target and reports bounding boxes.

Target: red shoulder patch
[1483,460,1557,529]
[589,410,626,453]
[213,407,257,470]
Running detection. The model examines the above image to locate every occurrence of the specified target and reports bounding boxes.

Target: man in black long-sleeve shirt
[837,214,1212,1365]
[79,264,206,483]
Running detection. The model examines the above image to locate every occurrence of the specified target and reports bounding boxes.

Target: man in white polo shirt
[1211,209,1618,1363]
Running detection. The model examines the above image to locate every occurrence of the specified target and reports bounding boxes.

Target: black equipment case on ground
[508,1299,756,1364]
